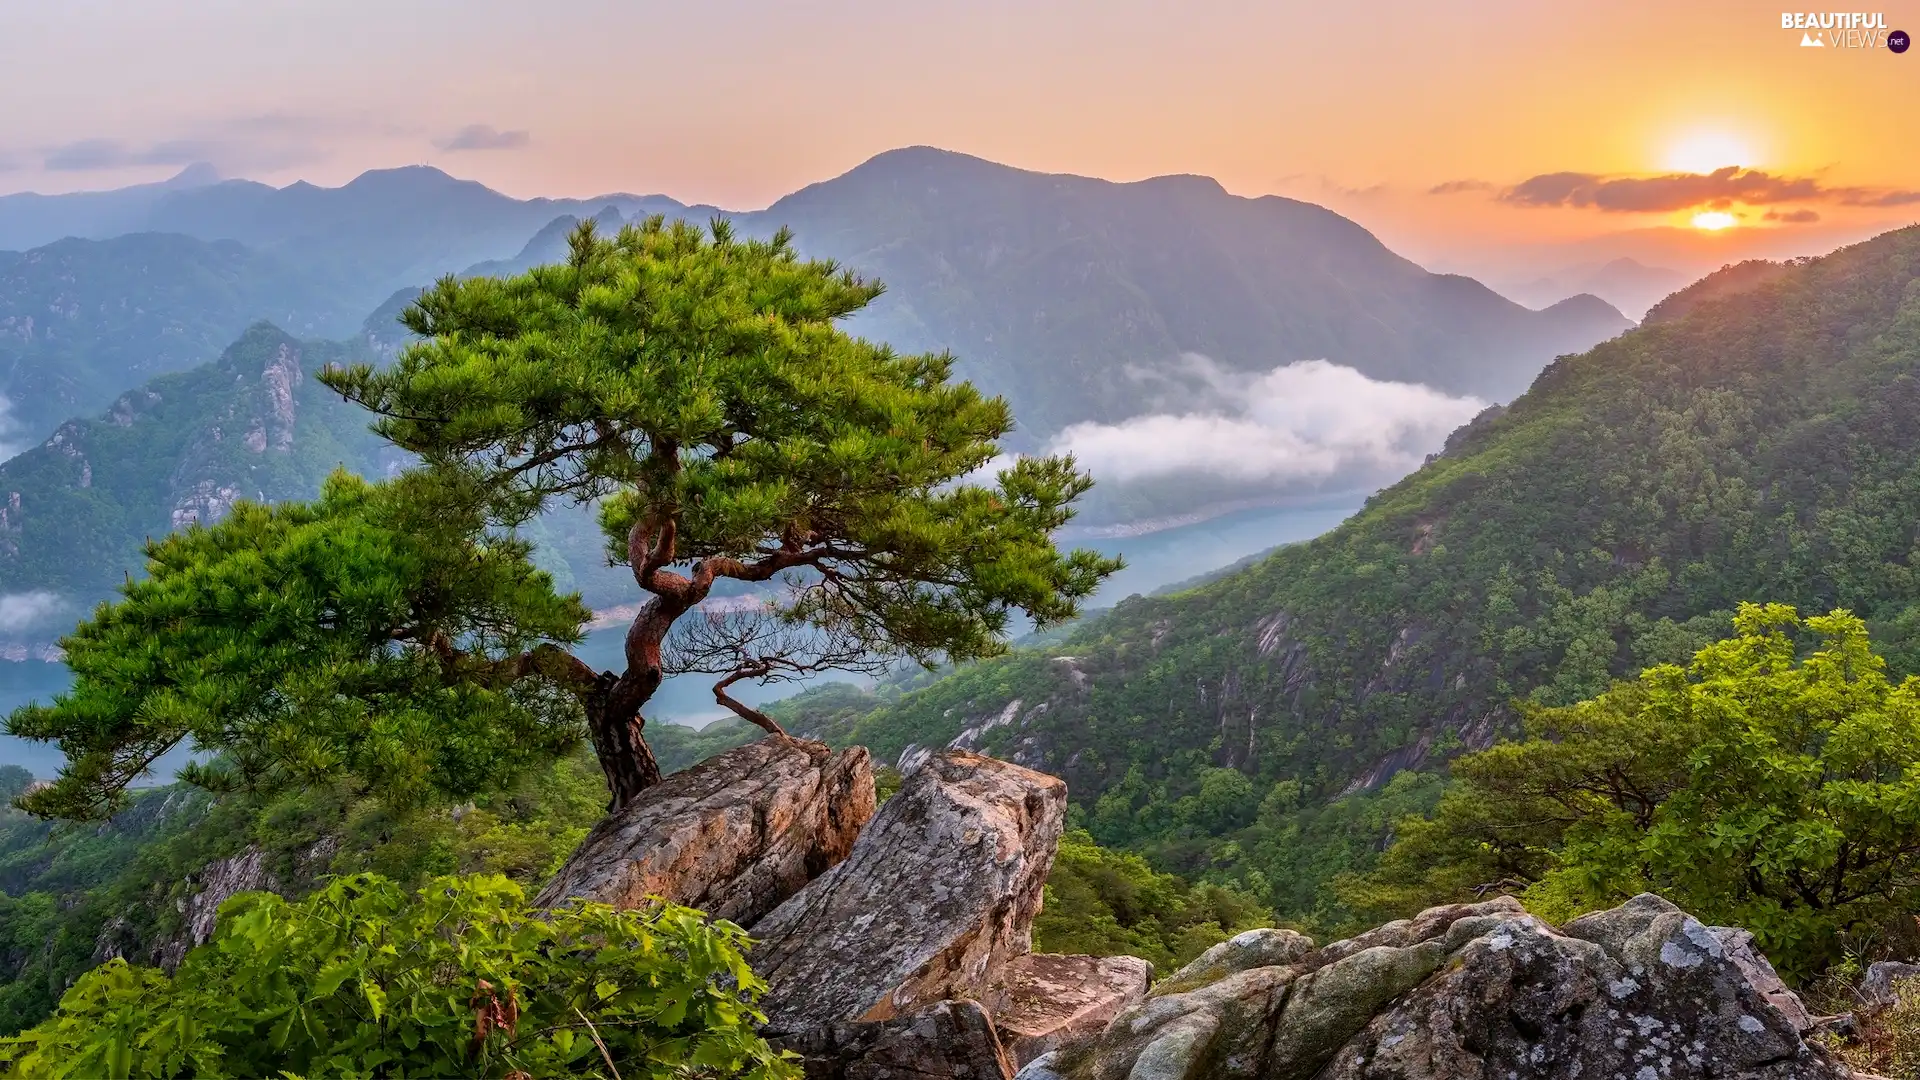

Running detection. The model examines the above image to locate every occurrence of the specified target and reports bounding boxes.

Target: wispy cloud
[1764,208,1821,223]
[1837,189,1920,208]
[1491,166,1920,214]
[434,124,531,152]
[1500,167,1820,212]
[1428,178,1494,195]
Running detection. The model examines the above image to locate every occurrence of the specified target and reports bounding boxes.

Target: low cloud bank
[1043,356,1485,490]
[0,592,63,636]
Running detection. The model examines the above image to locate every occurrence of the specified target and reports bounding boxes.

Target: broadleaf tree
[1340,603,1920,978]
[12,218,1119,818]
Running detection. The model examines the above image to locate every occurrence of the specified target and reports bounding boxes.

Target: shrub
[0,873,796,1079]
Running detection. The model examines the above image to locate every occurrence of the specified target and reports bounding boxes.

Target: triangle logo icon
[1801,31,1825,46]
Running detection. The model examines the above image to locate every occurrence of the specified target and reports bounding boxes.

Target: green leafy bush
[1349,604,1920,980]
[0,873,796,1079]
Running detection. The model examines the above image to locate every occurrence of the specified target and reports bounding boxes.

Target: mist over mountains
[0,146,1640,634]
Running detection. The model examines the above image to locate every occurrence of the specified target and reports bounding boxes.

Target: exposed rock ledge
[534,737,872,929]
[751,749,1068,1033]
[1027,893,1849,1080]
[530,739,1853,1079]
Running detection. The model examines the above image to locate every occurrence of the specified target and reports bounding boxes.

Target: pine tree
[12,218,1118,818]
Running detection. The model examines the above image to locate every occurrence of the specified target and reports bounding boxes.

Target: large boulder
[751,749,1068,1033]
[535,737,872,928]
[987,953,1153,1067]
[775,999,1016,1080]
[1053,894,1847,1080]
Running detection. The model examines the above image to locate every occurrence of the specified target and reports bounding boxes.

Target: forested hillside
[0,323,386,600]
[817,225,1920,928]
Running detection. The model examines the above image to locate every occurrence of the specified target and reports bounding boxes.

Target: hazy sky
[1,0,1915,265]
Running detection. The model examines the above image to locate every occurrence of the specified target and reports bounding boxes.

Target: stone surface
[775,999,1015,1080]
[752,749,1068,1032]
[534,737,872,928]
[1156,927,1313,994]
[1858,959,1920,1013]
[1051,893,1846,1080]
[987,953,1153,1067]
[1710,924,1814,1032]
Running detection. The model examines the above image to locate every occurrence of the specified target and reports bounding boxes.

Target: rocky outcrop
[751,749,1068,1033]
[775,1000,1016,1080]
[1857,960,1920,1013]
[534,738,872,928]
[94,836,338,971]
[987,953,1152,1068]
[1155,928,1313,995]
[1050,894,1846,1080]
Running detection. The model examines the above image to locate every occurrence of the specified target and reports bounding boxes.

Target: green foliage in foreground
[1033,829,1273,972]
[0,751,611,1036]
[1346,604,1920,980]
[0,873,796,1080]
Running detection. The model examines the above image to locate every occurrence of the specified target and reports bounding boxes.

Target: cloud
[1501,167,1821,213]
[1493,167,1920,215]
[1837,189,1920,208]
[1764,208,1821,223]
[1036,355,1485,488]
[434,124,531,152]
[0,592,63,635]
[1428,179,1495,195]
[43,137,219,172]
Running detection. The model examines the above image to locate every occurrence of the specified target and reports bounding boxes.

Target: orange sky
[0,0,1915,265]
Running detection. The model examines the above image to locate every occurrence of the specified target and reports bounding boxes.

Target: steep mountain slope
[0,233,367,444]
[824,225,1920,919]
[738,147,1632,439]
[0,323,387,605]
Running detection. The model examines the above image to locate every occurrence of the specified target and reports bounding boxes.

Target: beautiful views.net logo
[1781,11,1907,49]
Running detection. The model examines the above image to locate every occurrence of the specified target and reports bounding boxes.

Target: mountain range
[774,224,1920,926]
[733,148,1630,438]
[1,150,1630,454]
[0,148,1641,623]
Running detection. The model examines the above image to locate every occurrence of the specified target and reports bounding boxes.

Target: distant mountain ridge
[729,147,1631,437]
[0,233,367,443]
[6,150,1630,450]
[0,166,709,328]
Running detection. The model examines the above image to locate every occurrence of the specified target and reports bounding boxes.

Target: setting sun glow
[1664,132,1756,175]
[1691,211,1738,231]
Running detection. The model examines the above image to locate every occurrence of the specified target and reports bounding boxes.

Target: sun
[1691,211,1738,231]
[1663,132,1756,175]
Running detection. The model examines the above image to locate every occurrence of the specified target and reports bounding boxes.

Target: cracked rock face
[534,738,872,929]
[1053,894,1846,1080]
[751,749,1068,1034]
